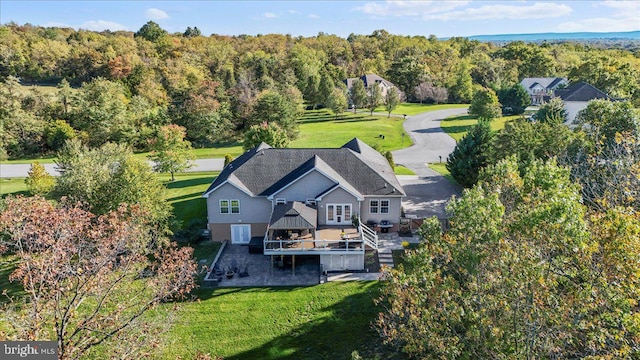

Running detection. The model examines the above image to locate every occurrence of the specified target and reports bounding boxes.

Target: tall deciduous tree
[250,89,301,139]
[149,124,194,182]
[446,120,494,187]
[384,87,400,118]
[326,87,348,119]
[349,78,367,113]
[243,122,289,150]
[366,82,382,115]
[535,97,567,124]
[0,196,198,359]
[575,99,639,147]
[469,87,501,121]
[135,21,168,42]
[377,157,640,359]
[56,140,171,226]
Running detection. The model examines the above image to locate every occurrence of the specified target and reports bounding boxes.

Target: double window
[220,199,240,214]
[369,199,390,214]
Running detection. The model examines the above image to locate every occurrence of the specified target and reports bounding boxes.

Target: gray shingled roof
[269,202,317,229]
[556,82,613,102]
[203,138,405,198]
[520,77,567,90]
[345,74,396,90]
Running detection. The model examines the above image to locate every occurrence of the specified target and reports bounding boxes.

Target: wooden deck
[264,226,364,253]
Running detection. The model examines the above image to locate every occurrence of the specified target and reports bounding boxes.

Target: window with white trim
[369,200,379,214]
[220,199,240,214]
[370,199,390,214]
[275,198,286,205]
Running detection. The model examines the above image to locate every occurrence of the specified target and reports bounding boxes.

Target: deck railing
[263,237,365,253]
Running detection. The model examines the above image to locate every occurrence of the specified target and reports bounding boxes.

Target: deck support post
[292,255,296,276]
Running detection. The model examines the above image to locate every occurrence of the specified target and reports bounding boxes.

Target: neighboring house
[520,77,568,105]
[202,138,405,271]
[344,74,398,99]
[555,82,614,124]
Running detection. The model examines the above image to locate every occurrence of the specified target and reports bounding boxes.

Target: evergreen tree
[446,120,494,187]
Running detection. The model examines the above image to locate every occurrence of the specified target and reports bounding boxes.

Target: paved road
[392,107,469,219]
[392,107,468,167]
[0,159,225,178]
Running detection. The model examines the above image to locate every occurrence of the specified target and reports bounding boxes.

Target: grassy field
[160,282,398,360]
[370,103,467,116]
[428,163,458,186]
[0,178,29,196]
[294,109,408,151]
[440,114,521,141]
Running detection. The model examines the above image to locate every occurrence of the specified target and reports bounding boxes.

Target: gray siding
[317,187,359,225]
[274,170,336,202]
[206,183,272,224]
[361,196,403,224]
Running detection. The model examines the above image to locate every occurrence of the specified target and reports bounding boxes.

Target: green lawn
[293,111,409,151]
[440,114,520,141]
[0,178,29,196]
[394,165,415,175]
[160,282,399,360]
[428,163,458,186]
[370,103,468,116]
[159,171,218,229]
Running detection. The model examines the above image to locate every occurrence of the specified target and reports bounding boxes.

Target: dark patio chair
[230,259,239,273]
[239,263,250,278]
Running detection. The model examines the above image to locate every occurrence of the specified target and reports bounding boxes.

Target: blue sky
[1,1,638,38]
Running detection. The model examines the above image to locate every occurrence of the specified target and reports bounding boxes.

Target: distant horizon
[1,1,638,39]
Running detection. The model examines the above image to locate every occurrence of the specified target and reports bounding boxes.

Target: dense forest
[1,21,639,159]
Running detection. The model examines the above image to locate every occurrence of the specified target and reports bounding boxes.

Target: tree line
[1,22,640,159]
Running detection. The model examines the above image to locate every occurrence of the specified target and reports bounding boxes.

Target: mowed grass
[394,165,415,175]
[440,114,521,141]
[370,103,468,116]
[159,171,218,228]
[428,163,458,185]
[0,178,29,196]
[293,109,408,151]
[160,282,399,360]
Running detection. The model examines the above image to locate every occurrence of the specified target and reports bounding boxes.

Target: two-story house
[202,138,405,271]
[520,77,568,105]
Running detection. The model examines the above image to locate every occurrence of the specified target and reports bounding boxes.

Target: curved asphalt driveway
[393,107,469,220]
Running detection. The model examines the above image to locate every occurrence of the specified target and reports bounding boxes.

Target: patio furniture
[379,220,393,233]
[225,270,235,279]
[230,259,239,273]
[239,264,249,278]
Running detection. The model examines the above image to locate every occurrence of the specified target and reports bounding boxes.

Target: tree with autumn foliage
[376,157,640,359]
[24,161,54,195]
[148,124,194,182]
[0,196,198,359]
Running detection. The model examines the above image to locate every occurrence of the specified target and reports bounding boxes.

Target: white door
[230,224,251,244]
[326,204,352,225]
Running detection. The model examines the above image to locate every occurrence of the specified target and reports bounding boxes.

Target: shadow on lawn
[213,284,406,360]
[165,176,215,189]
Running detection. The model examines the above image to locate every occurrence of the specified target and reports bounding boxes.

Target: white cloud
[308,14,320,19]
[357,0,470,17]
[425,2,573,21]
[145,8,170,20]
[558,0,639,32]
[78,20,128,31]
[262,12,279,19]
